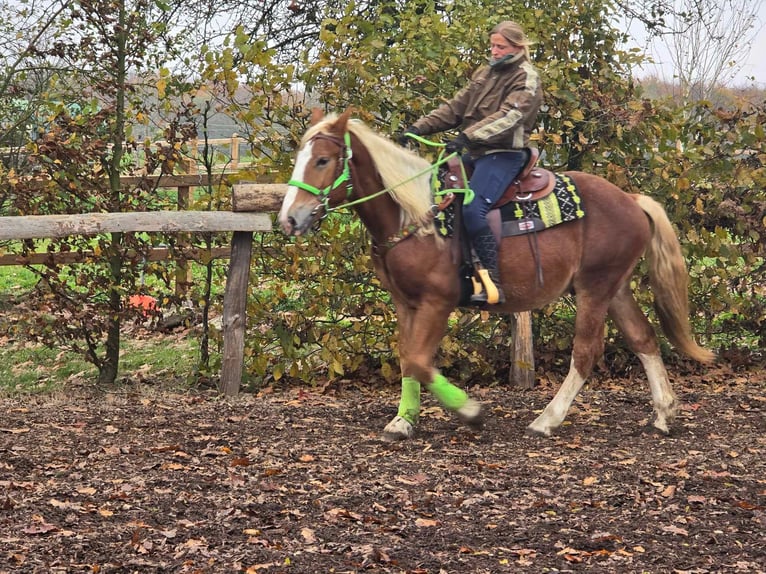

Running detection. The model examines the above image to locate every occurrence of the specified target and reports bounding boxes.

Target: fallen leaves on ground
[0,366,764,573]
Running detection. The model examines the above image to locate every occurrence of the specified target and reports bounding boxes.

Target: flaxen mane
[303,115,438,235]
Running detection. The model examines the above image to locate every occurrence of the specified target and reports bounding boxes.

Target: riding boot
[470,229,506,305]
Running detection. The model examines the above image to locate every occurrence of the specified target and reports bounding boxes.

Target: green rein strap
[286,131,475,217]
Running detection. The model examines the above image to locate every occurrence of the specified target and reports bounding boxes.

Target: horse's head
[279,108,355,236]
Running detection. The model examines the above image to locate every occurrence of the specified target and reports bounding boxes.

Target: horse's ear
[310,107,324,125]
[334,107,354,134]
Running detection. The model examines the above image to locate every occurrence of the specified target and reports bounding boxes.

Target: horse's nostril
[282,216,297,235]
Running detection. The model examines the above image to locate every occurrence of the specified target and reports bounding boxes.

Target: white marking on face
[278,141,315,231]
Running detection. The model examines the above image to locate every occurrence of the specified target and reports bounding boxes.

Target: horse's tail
[635,195,716,363]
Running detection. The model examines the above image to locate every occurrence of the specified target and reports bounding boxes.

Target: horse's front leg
[382,300,420,440]
[383,300,482,441]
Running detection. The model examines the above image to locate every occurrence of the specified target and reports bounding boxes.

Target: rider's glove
[445,132,470,155]
[397,125,421,147]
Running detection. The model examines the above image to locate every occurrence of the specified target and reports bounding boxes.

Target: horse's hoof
[382,416,414,441]
[649,415,672,436]
[457,399,484,429]
[525,424,552,438]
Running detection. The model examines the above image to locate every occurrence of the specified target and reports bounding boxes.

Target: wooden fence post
[175,184,192,297]
[220,230,254,396]
[230,133,240,169]
[509,311,536,389]
[187,138,198,174]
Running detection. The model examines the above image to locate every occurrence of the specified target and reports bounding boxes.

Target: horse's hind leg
[608,283,678,434]
[527,297,609,437]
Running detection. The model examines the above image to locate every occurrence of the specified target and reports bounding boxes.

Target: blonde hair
[491,20,533,59]
[303,115,440,237]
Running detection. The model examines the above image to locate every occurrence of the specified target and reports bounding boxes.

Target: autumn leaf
[160,462,186,471]
[325,508,362,522]
[22,516,58,535]
[0,427,30,434]
[661,485,677,498]
[415,518,439,527]
[245,563,278,573]
[662,525,689,536]
[734,500,761,510]
[396,473,429,485]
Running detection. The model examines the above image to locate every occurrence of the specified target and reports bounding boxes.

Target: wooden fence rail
[0,178,283,396]
[3,136,254,174]
[1,178,533,393]
[0,211,270,240]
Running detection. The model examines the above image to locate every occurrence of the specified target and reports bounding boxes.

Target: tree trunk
[99,250,123,386]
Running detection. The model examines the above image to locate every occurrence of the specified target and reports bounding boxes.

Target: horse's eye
[316,157,330,168]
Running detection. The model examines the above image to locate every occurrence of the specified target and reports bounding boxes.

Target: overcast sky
[624,2,766,89]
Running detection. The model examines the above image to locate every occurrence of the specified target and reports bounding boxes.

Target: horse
[278,108,715,441]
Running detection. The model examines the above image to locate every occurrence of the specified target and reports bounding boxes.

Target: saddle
[442,148,559,304]
[444,148,555,207]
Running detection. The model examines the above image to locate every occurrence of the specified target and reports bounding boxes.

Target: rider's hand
[445,132,470,155]
[397,125,420,147]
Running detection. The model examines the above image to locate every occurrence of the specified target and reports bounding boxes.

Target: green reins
[286,131,474,225]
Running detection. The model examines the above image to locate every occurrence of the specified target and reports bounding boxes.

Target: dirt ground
[1,365,765,574]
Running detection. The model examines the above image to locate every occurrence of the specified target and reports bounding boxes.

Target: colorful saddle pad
[499,173,585,237]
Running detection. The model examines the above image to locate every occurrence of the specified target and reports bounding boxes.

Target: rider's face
[489,33,521,60]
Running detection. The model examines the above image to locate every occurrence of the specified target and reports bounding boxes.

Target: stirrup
[471,268,505,305]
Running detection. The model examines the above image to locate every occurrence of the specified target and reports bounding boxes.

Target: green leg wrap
[396,376,421,425]
[427,373,468,411]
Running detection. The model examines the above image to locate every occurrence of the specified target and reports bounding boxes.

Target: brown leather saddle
[444,148,555,207]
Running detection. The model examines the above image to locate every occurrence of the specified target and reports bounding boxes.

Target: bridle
[287,132,353,227]
[287,130,470,239]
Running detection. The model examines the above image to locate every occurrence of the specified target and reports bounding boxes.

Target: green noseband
[287,132,353,215]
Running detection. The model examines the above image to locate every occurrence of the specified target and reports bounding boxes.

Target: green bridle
[287,132,353,221]
[286,130,474,229]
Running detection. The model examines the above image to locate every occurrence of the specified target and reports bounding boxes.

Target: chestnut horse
[279,109,714,441]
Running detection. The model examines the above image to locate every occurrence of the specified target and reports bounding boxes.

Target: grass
[0,335,200,395]
[0,262,202,394]
[0,264,38,292]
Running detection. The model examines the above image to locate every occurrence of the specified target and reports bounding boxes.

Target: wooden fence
[0,174,284,396]
[1,174,231,296]
[2,135,254,177]
[1,176,534,393]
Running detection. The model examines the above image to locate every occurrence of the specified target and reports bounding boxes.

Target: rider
[398,20,543,304]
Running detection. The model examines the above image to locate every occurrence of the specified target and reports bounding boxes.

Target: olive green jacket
[411,52,543,155]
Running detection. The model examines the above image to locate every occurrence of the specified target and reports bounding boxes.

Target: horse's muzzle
[280,202,324,236]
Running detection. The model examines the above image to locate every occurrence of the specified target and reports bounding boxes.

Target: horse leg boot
[383,376,420,441]
[428,372,483,429]
[470,228,505,305]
